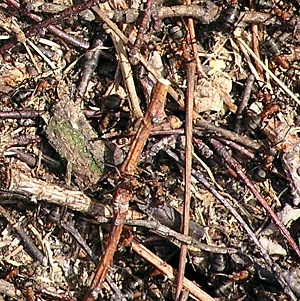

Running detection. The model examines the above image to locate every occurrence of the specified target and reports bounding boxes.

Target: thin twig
[92,6,142,118]
[185,7,206,78]
[210,138,300,259]
[1,0,94,54]
[236,37,300,106]
[131,239,216,301]
[176,61,195,300]
[195,120,262,151]
[125,219,237,254]
[234,74,255,133]
[165,148,297,300]
[0,204,44,263]
[130,0,157,65]
[77,31,107,99]
[109,29,143,119]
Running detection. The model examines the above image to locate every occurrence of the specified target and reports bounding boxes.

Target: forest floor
[1,0,300,300]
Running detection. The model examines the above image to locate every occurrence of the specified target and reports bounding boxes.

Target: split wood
[83,78,170,300]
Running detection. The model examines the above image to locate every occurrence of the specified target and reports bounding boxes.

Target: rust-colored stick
[120,78,170,175]
[83,187,132,301]
[131,239,215,301]
[83,78,170,300]
[210,138,300,259]
[249,0,263,76]
[175,61,196,300]
[251,24,263,76]
[186,16,205,78]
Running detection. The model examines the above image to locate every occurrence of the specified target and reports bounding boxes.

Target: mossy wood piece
[46,82,104,189]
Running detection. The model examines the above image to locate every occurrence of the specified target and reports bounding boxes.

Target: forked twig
[83,79,170,300]
[2,0,96,53]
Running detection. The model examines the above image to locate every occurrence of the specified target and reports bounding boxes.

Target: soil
[1,0,300,300]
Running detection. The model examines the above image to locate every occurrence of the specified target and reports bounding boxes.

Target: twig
[249,0,263,76]
[164,148,297,300]
[236,37,300,106]
[26,39,57,69]
[251,25,263,75]
[1,0,94,54]
[60,219,98,264]
[215,137,256,160]
[3,161,110,219]
[77,31,108,99]
[235,37,261,82]
[109,29,143,119]
[234,74,255,133]
[0,110,44,119]
[131,239,215,301]
[195,120,262,151]
[92,7,143,118]
[130,0,157,65]
[0,204,44,263]
[209,138,300,259]
[120,78,170,174]
[83,79,170,300]
[185,4,206,78]
[125,219,237,254]
[102,5,272,26]
[176,61,195,300]
[158,4,220,24]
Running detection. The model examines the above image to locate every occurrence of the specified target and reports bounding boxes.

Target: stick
[83,79,170,300]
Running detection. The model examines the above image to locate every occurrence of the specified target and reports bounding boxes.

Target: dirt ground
[1,0,300,300]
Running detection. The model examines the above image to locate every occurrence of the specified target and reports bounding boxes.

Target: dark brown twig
[176,61,195,300]
[196,120,262,151]
[0,204,44,263]
[234,74,255,133]
[210,138,300,259]
[130,0,157,65]
[165,148,297,300]
[1,0,98,54]
[215,137,256,160]
[77,30,108,99]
